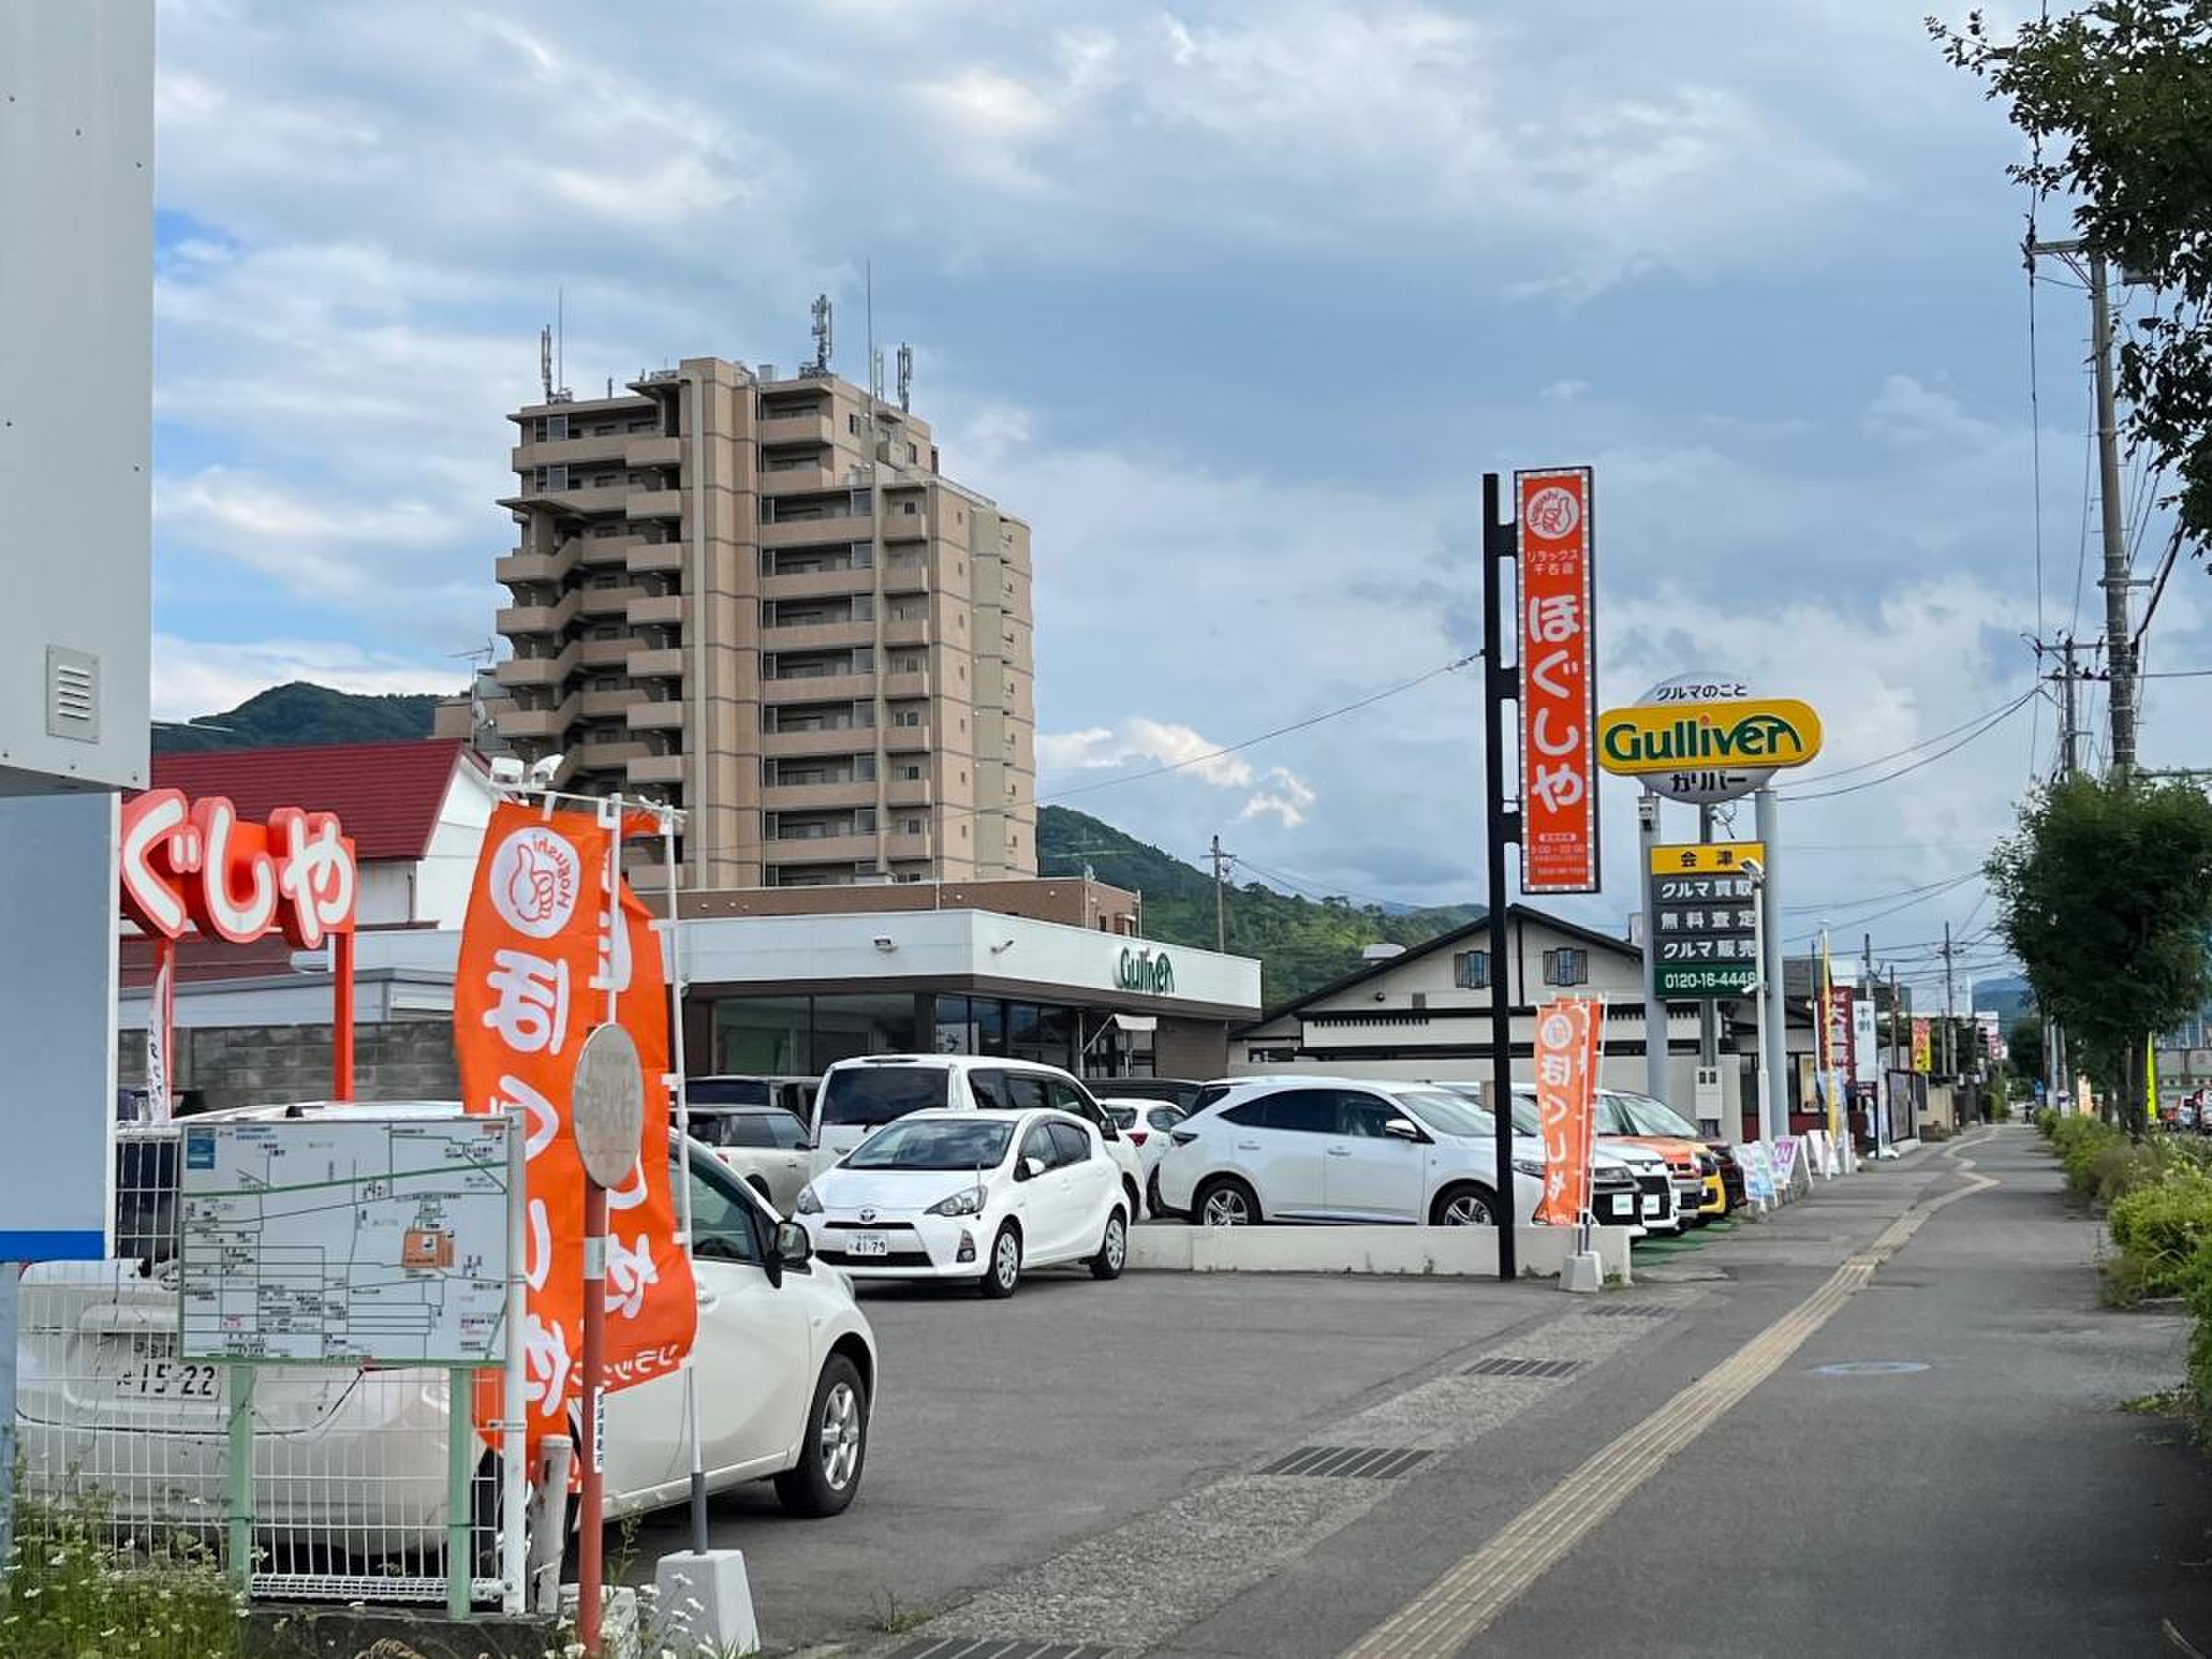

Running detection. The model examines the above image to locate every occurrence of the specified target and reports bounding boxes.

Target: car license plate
[1641,1195,1665,1218]
[109,1359,219,1399]
[848,1231,890,1259]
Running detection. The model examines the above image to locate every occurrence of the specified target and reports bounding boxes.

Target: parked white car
[684,1100,815,1215]
[18,1104,879,1559]
[1100,1098,1184,1205]
[810,1054,1149,1221]
[1153,1077,1547,1227]
[1429,1081,1683,1235]
[796,1108,1128,1297]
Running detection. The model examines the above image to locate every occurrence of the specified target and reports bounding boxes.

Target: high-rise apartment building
[491,356,1037,888]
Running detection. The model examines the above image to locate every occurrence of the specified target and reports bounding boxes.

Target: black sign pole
[1482,472,1519,1283]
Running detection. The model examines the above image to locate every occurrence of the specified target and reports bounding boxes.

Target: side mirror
[1017,1156,1047,1182]
[771,1219,812,1274]
[1383,1118,1422,1142]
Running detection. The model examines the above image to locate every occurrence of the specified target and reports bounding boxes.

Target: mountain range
[151,682,1480,1003]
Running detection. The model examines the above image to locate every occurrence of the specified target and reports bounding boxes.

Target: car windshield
[1606,1091,1703,1138]
[819,1065,950,1126]
[1394,1089,1498,1138]
[844,1118,1014,1171]
[1594,1095,1643,1136]
[688,1078,771,1107]
[1436,1082,1543,1137]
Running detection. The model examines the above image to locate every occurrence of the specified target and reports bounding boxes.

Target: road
[641,1127,2212,1656]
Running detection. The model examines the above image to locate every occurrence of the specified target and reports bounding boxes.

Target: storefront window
[714,996,809,1075]
[973,996,1006,1056]
[934,994,971,1055]
[812,994,921,1066]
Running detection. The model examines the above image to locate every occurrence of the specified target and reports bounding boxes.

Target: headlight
[927,1187,983,1218]
[1511,1158,1547,1177]
[794,1185,822,1215]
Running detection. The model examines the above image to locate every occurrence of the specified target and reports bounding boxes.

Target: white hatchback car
[811,1054,1149,1221]
[18,1104,879,1559]
[1154,1077,1547,1227]
[796,1108,1128,1297]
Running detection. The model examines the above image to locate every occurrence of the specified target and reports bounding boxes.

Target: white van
[810,1055,1149,1220]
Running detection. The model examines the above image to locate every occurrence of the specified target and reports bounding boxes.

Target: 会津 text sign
[1516,468,1598,893]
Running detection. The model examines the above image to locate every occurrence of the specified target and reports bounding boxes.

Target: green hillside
[1039,806,1480,1007]
[153,681,444,753]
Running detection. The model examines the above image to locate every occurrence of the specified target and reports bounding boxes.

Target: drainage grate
[1257,1444,1435,1479]
[1581,1304,1673,1319]
[890,1640,1118,1659]
[1461,1355,1585,1379]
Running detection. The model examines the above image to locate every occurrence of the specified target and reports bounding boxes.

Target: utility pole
[2030,238,2137,776]
[1209,835,1231,954]
[1864,930,1879,1154]
[2056,635,2082,781]
[1942,920,1957,1079]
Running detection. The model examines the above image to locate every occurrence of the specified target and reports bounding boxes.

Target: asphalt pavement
[632,1128,2212,1657]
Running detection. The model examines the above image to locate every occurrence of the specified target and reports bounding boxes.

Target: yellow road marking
[1342,1142,1998,1659]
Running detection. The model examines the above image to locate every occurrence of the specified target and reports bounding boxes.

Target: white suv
[810,1055,1148,1222]
[1154,1077,1547,1227]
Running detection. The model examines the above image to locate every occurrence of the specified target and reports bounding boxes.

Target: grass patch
[2,1493,242,1659]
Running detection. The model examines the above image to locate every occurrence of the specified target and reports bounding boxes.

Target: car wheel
[978,1221,1022,1298]
[773,1354,869,1518]
[1091,1207,1128,1280]
[1430,1182,1498,1227]
[1195,1176,1260,1228]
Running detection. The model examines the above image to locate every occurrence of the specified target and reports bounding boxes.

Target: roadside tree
[1934,2,2212,542]
[1987,775,2212,1135]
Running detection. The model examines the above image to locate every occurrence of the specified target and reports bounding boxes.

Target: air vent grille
[45,647,99,743]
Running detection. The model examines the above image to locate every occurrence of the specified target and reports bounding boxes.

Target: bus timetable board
[1648,841,1764,998]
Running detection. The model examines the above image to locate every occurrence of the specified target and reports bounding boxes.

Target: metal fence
[13,1125,518,1608]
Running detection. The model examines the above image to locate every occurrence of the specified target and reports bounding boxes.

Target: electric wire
[1778,690,2040,803]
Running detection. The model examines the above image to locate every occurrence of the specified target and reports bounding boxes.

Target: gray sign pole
[1640,791,1667,1099]
[1756,786,1788,1140]
[1698,805,1720,1076]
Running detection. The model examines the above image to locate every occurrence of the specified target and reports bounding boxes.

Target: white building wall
[414,767,495,927]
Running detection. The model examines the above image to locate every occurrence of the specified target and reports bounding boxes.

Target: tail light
[1126,1129,1148,1147]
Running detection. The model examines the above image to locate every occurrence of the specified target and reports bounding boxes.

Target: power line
[1042,653,1478,804]
[1783,691,2041,788]
[1779,691,2040,804]
[1783,865,1987,916]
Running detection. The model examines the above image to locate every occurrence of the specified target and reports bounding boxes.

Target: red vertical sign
[1516,468,1598,893]
[1534,995,1601,1226]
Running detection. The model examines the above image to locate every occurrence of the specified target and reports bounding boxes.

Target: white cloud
[1039,718,1318,826]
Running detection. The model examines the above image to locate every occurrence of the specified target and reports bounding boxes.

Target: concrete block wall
[118,1019,460,1112]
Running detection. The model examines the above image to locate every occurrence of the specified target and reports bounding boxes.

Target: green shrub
[2,1494,241,1658]
[2035,1107,2060,1138]
[2050,1116,2129,1196]
[2107,1168,2212,1302]
[2186,1241,2212,1421]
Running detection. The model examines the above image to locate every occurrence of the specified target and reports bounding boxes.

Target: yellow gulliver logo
[1595,698,1823,774]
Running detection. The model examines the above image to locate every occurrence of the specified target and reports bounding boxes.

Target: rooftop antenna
[897,343,912,413]
[539,325,553,402]
[865,259,877,407]
[556,287,565,392]
[808,292,832,375]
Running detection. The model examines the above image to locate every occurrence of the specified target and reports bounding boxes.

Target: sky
[147,0,2210,1006]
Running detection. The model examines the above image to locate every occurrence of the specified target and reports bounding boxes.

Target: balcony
[496,547,573,586]
[881,559,929,594]
[579,584,640,620]
[886,777,934,809]
[581,687,643,720]
[762,726,869,757]
[882,671,931,700]
[626,539,684,575]
[759,510,870,548]
[624,700,687,731]
[766,619,872,653]
[883,830,935,862]
[627,646,686,680]
[883,720,933,752]
[758,409,835,448]
[580,738,650,769]
[502,482,633,518]
[626,488,684,520]
[581,635,635,669]
[764,672,872,703]
[495,693,579,740]
[882,617,929,649]
[512,434,630,472]
[759,462,841,496]
[627,752,687,786]
[762,566,869,601]
[880,507,931,541]
[764,779,877,812]
[494,642,579,688]
[497,590,581,636]
[627,592,687,628]
[765,830,876,863]
[624,434,681,469]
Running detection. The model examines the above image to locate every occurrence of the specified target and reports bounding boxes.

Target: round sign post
[571,1022,644,1657]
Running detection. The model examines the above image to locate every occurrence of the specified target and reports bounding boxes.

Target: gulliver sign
[1116,947,1175,996]
[1596,677,1822,805]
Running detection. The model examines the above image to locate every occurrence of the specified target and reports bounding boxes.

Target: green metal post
[447,1366,475,1620]
[225,1363,254,1596]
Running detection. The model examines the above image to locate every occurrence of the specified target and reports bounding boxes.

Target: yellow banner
[1598,698,1824,775]
[1649,840,1766,875]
